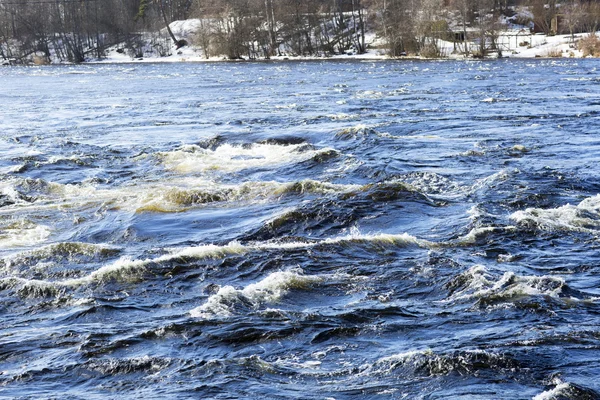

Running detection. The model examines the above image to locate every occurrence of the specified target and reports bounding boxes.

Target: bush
[420,43,447,58]
[578,34,600,57]
[545,47,563,57]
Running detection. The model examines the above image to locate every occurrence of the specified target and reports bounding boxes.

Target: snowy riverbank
[5,17,598,66]
[94,26,594,64]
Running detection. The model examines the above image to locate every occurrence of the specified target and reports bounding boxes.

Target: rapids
[1,60,600,399]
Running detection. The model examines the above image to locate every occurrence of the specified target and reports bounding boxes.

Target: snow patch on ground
[92,19,597,64]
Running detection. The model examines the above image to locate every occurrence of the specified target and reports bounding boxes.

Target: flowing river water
[1,60,600,399]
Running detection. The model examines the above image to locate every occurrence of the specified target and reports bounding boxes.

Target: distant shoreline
[4,32,597,67]
[3,54,592,67]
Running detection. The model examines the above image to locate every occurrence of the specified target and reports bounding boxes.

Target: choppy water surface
[1,60,600,399]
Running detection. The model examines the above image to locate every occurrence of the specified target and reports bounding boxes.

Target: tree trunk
[158,0,182,47]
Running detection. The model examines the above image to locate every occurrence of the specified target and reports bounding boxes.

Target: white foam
[3,231,429,292]
[401,172,467,197]
[0,221,51,249]
[47,155,86,164]
[470,169,512,194]
[3,241,115,264]
[376,349,434,366]
[510,194,600,233]
[62,257,147,286]
[454,226,516,245]
[85,355,171,375]
[135,179,359,212]
[323,231,432,248]
[273,357,322,370]
[162,231,430,266]
[363,348,510,376]
[447,265,566,302]
[0,176,358,215]
[156,241,249,261]
[189,269,326,318]
[0,179,111,215]
[47,181,98,198]
[532,381,573,400]
[0,184,27,206]
[355,90,384,99]
[1,276,62,297]
[326,113,359,121]
[156,143,337,174]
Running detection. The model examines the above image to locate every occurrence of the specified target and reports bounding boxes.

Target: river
[1,59,600,399]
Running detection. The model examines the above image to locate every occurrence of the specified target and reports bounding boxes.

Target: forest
[1,0,599,63]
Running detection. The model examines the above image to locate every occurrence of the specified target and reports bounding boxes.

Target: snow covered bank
[4,17,598,65]
[93,21,598,64]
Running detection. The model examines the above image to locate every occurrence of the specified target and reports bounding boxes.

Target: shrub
[578,33,600,57]
[420,43,448,58]
[545,47,563,57]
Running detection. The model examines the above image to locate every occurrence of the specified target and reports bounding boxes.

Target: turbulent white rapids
[1,60,600,399]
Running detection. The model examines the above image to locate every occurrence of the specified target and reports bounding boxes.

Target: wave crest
[445,265,568,304]
[189,269,326,318]
[510,195,600,233]
[366,349,519,377]
[155,143,338,174]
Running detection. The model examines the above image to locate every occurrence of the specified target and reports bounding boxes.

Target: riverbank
[4,19,598,66]
[85,19,595,64]
[93,32,591,65]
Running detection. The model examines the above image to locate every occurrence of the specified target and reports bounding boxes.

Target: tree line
[1,0,599,63]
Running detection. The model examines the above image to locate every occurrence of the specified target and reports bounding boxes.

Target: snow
[96,20,389,64]
[89,18,597,64]
[503,31,585,58]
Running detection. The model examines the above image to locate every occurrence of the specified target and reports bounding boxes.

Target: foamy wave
[470,169,512,194]
[189,269,326,318]
[390,170,512,199]
[1,176,358,215]
[459,149,486,157]
[364,348,518,377]
[85,356,171,375]
[533,382,572,400]
[510,195,600,233]
[0,220,51,249]
[155,241,249,261]
[0,178,117,214]
[533,379,600,400]
[1,276,63,297]
[0,183,30,206]
[452,226,515,245]
[4,232,429,294]
[135,182,250,212]
[46,154,91,165]
[322,231,432,248]
[355,90,384,99]
[162,231,430,265]
[400,172,467,197]
[156,143,337,174]
[326,113,359,121]
[276,179,361,196]
[46,181,98,198]
[446,265,567,303]
[3,257,149,292]
[62,257,147,286]
[2,242,119,269]
[136,179,358,213]
[335,124,373,139]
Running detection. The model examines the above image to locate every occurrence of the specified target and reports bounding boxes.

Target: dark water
[1,59,600,399]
